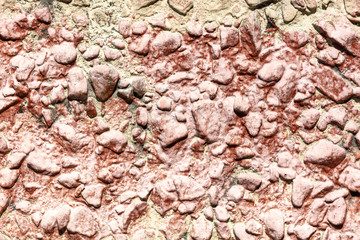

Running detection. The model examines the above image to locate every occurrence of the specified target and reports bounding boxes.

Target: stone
[82,45,100,60]
[198,81,218,100]
[132,77,147,98]
[0,193,8,217]
[49,85,66,104]
[129,34,151,55]
[300,108,320,129]
[93,118,110,134]
[327,197,347,227]
[307,198,328,226]
[226,185,244,202]
[214,206,230,222]
[41,209,57,233]
[133,0,159,9]
[325,188,349,203]
[282,1,298,23]
[233,223,255,240]
[81,184,105,208]
[317,47,344,66]
[57,172,81,188]
[151,31,182,57]
[157,96,173,111]
[97,168,114,184]
[56,205,71,231]
[173,175,205,200]
[52,42,77,65]
[293,224,316,240]
[244,112,262,137]
[8,152,27,169]
[313,18,360,56]
[264,209,284,240]
[0,135,9,154]
[225,128,243,146]
[317,107,348,131]
[312,67,352,103]
[233,94,250,117]
[158,116,188,147]
[136,107,148,127]
[97,130,128,153]
[240,12,261,56]
[284,31,309,49]
[214,221,231,240]
[244,0,274,8]
[10,55,36,81]
[118,20,131,37]
[131,21,148,35]
[291,176,313,208]
[187,20,202,37]
[304,139,346,167]
[0,169,19,188]
[190,216,213,240]
[235,147,255,160]
[27,150,61,176]
[122,199,148,230]
[339,166,360,192]
[89,65,120,102]
[0,18,27,41]
[237,173,262,191]
[67,206,98,237]
[212,58,235,85]
[246,219,263,236]
[258,61,285,82]
[117,87,134,103]
[220,27,239,49]
[168,0,193,15]
[103,47,121,61]
[34,7,51,23]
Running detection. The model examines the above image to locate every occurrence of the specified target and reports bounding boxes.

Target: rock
[133,0,159,9]
[34,7,51,23]
[57,172,81,188]
[313,18,360,56]
[0,193,8,216]
[0,135,9,154]
[173,175,205,200]
[157,96,173,111]
[225,128,243,146]
[235,147,255,160]
[233,223,255,240]
[198,81,218,100]
[215,221,231,240]
[136,107,148,127]
[118,20,131,37]
[129,34,151,55]
[187,20,202,37]
[233,94,250,117]
[291,176,313,208]
[178,202,196,214]
[317,107,348,131]
[10,55,35,81]
[293,224,316,240]
[97,130,128,153]
[93,118,110,134]
[131,21,147,35]
[339,166,360,192]
[56,205,71,231]
[311,180,334,198]
[82,45,100,61]
[97,168,114,184]
[81,184,105,208]
[237,173,262,191]
[168,0,193,15]
[52,42,77,65]
[27,150,61,176]
[112,39,125,49]
[190,216,213,240]
[325,188,349,203]
[244,112,262,137]
[307,198,328,226]
[0,18,27,41]
[282,0,298,23]
[122,199,148,230]
[67,67,88,101]
[258,61,285,82]
[246,219,263,236]
[226,185,244,202]
[264,209,284,240]
[8,152,27,169]
[304,139,346,167]
[67,206,98,237]
[117,87,134,103]
[89,65,119,102]
[212,58,235,85]
[158,116,188,147]
[312,67,352,103]
[300,108,320,129]
[284,31,309,49]
[214,206,230,222]
[317,47,344,67]
[244,0,273,8]
[240,13,261,56]
[104,47,121,61]
[220,27,239,49]
[327,197,347,227]
[151,178,178,215]
[41,209,57,233]
[49,85,66,104]
[132,77,147,98]
[0,169,19,188]
[277,167,296,181]
[151,31,182,57]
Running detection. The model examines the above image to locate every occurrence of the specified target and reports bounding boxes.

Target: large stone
[240,13,261,56]
[220,27,239,49]
[27,150,61,176]
[327,198,347,227]
[52,42,77,65]
[190,216,213,240]
[291,176,313,208]
[258,61,285,82]
[313,18,360,56]
[158,116,188,147]
[237,173,262,192]
[151,31,182,57]
[338,166,360,192]
[264,209,284,240]
[67,67,88,101]
[304,139,346,167]
[67,206,98,237]
[168,0,193,15]
[312,67,353,103]
[81,184,105,208]
[97,130,128,153]
[89,65,120,102]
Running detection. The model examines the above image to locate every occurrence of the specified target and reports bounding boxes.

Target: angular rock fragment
[220,27,239,49]
[258,61,285,82]
[327,197,347,227]
[158,116,188,147]
[27,150,61,176]
[67,206,98,237]
[246,219,263,236]
[8,152,27,169]
[304,139,346,167]
[338,166,360,192]
[307,199,328,226]
[293,224,316,240]
[151,31,182,56]
[0,193,8,216]
[190,216,213,240]
[237,173,262,191]
[291,176,313,208]
[240,13,261,56]
[244,112,262,137]
[89,65,119,102]
[168,0,193,15]
[0,169,19,188]
[129,34,151,55]
[212,58,235,85]
[244,0,274,8]
[97,130,128,153]
[121,199,148,230]
[173,175,205,201]
[81,184,105,208]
